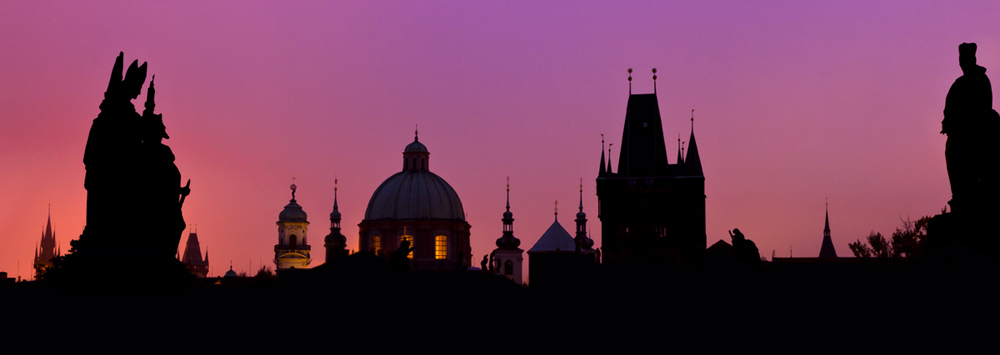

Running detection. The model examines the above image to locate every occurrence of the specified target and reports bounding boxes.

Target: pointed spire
[497,177,520,249]
[677,134,684,165]
[599,134,607,176]
[819,199,838,257]
[579,178,584,212]
[824,198,830,233]
[505,176,510,212]
[607,143,613,174]
[333,178,339,212]
[685,111,703,176]
[144,75,156,115]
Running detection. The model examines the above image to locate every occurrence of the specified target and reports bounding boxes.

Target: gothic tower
[492,177,523,284]
[596,69,706,266]
[181,228,210,277]
[819,202,838,257]
[275,183,311,270]
[33,206,60,279]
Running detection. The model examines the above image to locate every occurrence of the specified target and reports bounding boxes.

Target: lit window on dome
[401,235,414,259]
[435,235,447,260]
[371,236,381,254]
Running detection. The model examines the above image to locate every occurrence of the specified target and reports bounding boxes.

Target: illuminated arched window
[401,235,414,259]
[435,235,447,260]
[371,236,381,254]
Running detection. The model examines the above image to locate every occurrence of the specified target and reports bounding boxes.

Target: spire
[607,143,613,174]
[554,200,559,221]
[676,134,684,165]
[575,179,593,252]
[599,134,607,176]
[685,111,703,176]
[819,199,837,257]
[496,177,520,249]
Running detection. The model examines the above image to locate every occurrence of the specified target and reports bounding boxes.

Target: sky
[2,1,999,280]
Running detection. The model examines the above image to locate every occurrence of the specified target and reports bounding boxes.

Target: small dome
[404,140,428,153]
[330,209,341,219]
[503,210,513,219]
[224,267,238,278]
[576,211,586,219]
[279,199,308,222]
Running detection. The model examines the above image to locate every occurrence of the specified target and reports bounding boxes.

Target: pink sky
[2,1,998,279]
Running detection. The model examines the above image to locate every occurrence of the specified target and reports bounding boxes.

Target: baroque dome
[364,170,465,220]
[363,137,465,221]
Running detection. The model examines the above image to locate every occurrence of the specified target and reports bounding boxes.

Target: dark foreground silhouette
[43,53,192,290]
[929,43,1000,265]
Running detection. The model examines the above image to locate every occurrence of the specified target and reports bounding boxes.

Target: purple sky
[2,1,998,279]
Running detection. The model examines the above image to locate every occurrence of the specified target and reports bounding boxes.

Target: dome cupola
[278,184,308,222]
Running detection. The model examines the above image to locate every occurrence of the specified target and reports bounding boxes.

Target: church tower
[492,177,523,284]
[324,179,348,264]
[275,183,311,270]
[33,205,60,279]
[181,228,210,277]
[819,202,838,257]
[596,69,706,266]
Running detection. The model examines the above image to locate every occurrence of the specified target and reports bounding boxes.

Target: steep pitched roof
[528,219,576,253]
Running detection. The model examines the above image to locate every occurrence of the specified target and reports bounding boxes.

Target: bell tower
[275,183,311,270]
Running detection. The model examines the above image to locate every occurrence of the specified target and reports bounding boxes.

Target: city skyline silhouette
[2,2,998,280]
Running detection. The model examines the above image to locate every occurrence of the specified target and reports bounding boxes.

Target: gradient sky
[3,1,998,280]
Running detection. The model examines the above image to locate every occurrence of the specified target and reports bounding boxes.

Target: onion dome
[364,136,465,221]
[279,184,308,222]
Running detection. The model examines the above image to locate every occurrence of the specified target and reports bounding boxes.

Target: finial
[627,68,632,94]
[415,124,419,141]
[691,109,695,131]
[608,143,613,173]
[290,178,297,200]
[505,176,510,211]
[682,141,686,157]
[652,68,657,93]
[554,200,559,219]
[579,178,584,211]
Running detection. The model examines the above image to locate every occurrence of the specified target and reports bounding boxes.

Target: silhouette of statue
[943,43,997,212]
[79,53,190,260]
[488,251,496,272]
[729,228,760,270]
[391,240,414,272]
[46,53,192,289]
[480,255,488,271]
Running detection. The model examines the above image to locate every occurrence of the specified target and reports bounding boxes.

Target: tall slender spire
[599,134,607,176]
[575,178,593,252]
[607,143,613,174]
[676,134,684,165]
[819,199,838,257]
[496,176,520,249]
[685,111,703,176]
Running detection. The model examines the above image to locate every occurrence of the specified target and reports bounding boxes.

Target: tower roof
[617,93,669,177]
[819,204,837,257]
[685,127,703,176]
[279,184,308,222]
[528,219,576,253]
